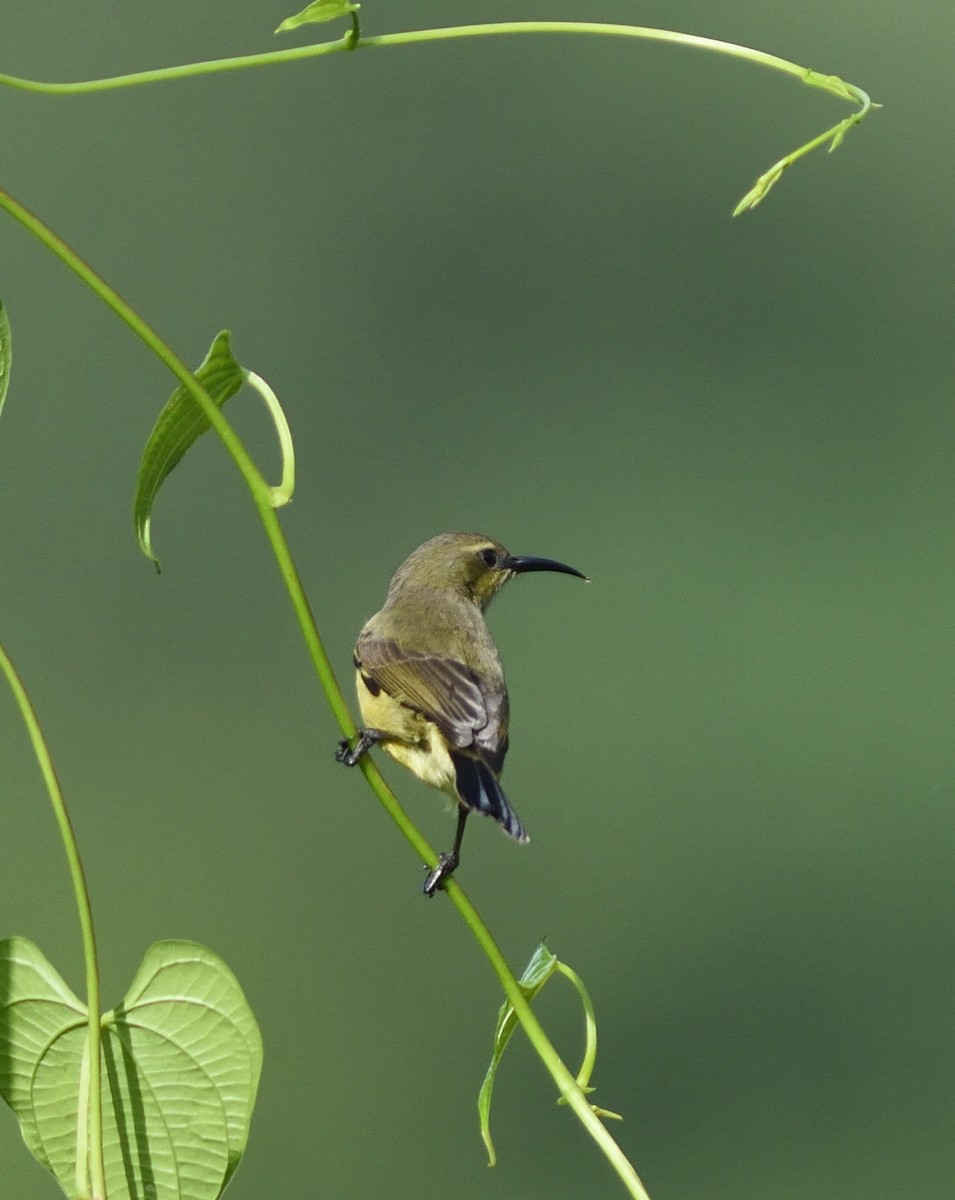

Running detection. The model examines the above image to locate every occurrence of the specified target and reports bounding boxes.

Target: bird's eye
[480,548,499,568]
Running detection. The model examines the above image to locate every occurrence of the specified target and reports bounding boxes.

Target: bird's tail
[451,752,528,843]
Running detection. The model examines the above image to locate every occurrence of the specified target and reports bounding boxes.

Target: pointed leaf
[276,0,359,33]
[515,942,560,991]
[478,943,558,1164]
[0,937,262,1200]
[0,299,11,419]
[134,330,245,571]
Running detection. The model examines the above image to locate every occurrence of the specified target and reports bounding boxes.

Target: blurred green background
[1,2,951,1197]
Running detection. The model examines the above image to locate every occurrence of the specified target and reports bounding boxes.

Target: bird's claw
[422,852,459,898]
[336,728,385,766]
[335,737,361,766]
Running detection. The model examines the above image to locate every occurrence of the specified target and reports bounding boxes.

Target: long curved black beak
[506,554,588,581]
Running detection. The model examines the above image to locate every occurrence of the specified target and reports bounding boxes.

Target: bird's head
[389,532,587,609]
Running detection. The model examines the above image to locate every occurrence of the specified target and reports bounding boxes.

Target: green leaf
[478,944,622,1164]
[276,0,359,34]
[0,937,262,1200]
[478,942,558,1165]
[0,299,11,419]
[134,330,245,571]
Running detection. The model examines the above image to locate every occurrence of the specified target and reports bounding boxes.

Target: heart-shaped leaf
[0,937,262,1200]
[133,330,245,571]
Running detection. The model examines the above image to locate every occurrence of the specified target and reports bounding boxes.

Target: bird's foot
[335,728,385,766]
[422,851,460,898]
[335,737,358,766]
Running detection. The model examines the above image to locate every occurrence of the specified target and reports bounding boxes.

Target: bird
[335,531,587,895]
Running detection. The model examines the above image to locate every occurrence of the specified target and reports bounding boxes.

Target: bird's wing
[356,634,508,766]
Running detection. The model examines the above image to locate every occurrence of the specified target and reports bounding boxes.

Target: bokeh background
[1,2,951,1197]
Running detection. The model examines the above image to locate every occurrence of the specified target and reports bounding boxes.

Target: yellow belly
[356,669,457,796]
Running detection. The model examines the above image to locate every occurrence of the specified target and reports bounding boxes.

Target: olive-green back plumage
[356,533,511,770]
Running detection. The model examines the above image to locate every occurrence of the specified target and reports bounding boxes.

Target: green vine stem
[0,20,876,213]
[0,187,652,1198]
[0,642,106,1200]
[554,959,620,1117]
[244,370,296,508]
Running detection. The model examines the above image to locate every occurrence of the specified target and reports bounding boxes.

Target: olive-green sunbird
[336,531,586,895]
